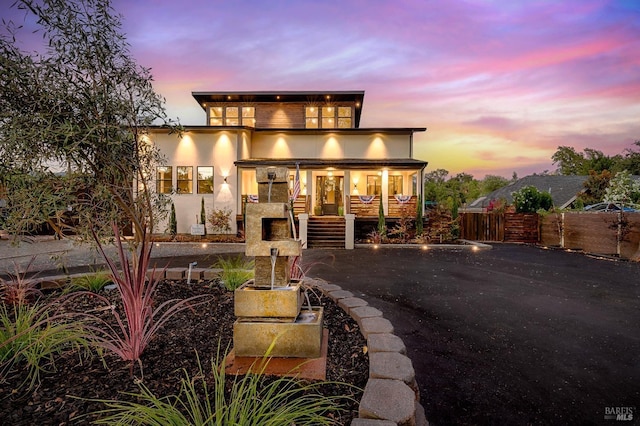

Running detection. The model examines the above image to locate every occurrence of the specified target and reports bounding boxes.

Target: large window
[305,106,319,128]
[367,175,382,196]
[321,107,335,128]
[242,107,255,126]
[305,105,353,129]
[177,166,193,194]
[208,106,254,126]
[225,107,239,126]
[209,107,223,126]
[338,107,352,128]
[389,175,403,195]
[197,166,214,194]
[156,166,172,194]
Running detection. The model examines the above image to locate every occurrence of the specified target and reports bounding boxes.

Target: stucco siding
[250,133,411,159]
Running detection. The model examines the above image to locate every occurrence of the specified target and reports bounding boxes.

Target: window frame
[388,175,403,195]
[156,166,173,194]
[366,175,382,196]
[176,166,193,194]
[197,166,214,194]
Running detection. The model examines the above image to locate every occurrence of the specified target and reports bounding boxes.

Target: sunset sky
[5,0,640,179]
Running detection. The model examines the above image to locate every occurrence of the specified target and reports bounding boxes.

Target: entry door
[316,176,343,215]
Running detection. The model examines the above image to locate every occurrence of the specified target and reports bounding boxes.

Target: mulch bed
[0,280,369,425]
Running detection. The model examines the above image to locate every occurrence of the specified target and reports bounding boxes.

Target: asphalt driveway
[302,244,640,425]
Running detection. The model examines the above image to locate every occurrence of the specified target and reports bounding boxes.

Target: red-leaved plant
[0,257,43,306]
[83,224,209,376]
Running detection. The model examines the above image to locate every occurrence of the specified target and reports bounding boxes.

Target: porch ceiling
[234,158,428,170]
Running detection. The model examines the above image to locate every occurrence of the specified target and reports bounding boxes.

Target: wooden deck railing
[348,195,417,217]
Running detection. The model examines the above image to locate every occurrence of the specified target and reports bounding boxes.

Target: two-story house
[148,90,427,244]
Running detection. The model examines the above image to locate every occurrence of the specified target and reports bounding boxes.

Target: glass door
[315,175,343,215]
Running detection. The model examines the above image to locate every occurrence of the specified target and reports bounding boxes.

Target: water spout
[270,247,278,290]
[267,168,276,203]
[187,261,197,284]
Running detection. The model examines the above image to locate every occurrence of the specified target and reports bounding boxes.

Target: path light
[374,244,379,249]
[472,246,479,252]
[201,243,207,249]
[422,245,428,251]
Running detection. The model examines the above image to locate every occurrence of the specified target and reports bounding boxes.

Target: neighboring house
[466,175,589,212]
[148,91,427,234]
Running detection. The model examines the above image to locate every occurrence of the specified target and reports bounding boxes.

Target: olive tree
[0,0,178,244]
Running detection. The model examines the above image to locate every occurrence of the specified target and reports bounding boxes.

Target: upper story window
[208,106,255,126]
[305,107,319,128]
[321,107,335,128]
[209,107,223,126]
[305,106,352,129]
[242,107,255,126]
[338,107,352,128]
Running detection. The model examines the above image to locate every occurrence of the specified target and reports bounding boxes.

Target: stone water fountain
[233,166,324,358]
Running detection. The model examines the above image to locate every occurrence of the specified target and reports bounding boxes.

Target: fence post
[560,212,564,248]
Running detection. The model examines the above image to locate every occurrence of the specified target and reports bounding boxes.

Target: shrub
[388,206,414,243]
[213,255,254,291]
[207,207,232,234]
[0,257,43,306]
[0,302,92,392]
[84,225,210,375]
[512,185,553,213]
[67,270,112,293]
[87,350,354,425]
[169,202,177,238]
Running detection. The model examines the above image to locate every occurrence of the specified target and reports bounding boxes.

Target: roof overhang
[192,90,365,127]
[235,158,428,171]
[147,125,426,135]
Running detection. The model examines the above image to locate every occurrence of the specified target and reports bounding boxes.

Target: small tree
[377,196,386,237]
[512,186,553,213]
[200,197,207,236]
[0,0,178,245]
[604,170,640,205]
[169,202,177,239]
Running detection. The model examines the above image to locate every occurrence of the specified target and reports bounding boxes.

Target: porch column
[381,170,389,215]
[344,170,351,215]
[306,170,313,215]
[299,213,309,249]
[345,213,355,249]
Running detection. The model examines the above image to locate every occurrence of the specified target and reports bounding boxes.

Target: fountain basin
[234,280,303,318]
[233,307,324,358]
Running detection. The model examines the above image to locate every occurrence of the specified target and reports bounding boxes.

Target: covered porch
[235,158,428,219]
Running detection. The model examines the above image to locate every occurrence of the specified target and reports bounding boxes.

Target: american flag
[291,163,301,201]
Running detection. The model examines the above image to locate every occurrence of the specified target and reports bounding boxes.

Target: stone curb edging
[308,277,429,426]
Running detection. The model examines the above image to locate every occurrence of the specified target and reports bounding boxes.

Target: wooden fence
[462,211,640,259]
[459,213,538,243]
[540,212,640,258]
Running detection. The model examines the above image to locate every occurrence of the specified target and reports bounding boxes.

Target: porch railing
[348,195,418,217]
